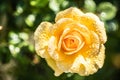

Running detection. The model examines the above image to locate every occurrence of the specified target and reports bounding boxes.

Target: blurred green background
[0,0,120,80]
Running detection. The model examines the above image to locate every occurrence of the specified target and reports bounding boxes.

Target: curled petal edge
[34,22,53,58]
[69,44,105,76]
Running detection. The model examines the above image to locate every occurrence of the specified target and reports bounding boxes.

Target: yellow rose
[34,7,107,76]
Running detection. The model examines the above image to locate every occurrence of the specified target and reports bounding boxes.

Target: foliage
[0,0,120,80]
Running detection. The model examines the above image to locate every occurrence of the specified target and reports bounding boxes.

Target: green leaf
[73,74,85,80]
[30,0,49,8]
[97,2,117,21]
[9,31,20,44]
[19,32,29,40]
[105,21,118,32]
[25,14,36,27]
[84,0,96,12]
[49,0,60,12]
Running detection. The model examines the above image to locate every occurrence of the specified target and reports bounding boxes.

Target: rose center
[62,35,81,51]
[64,37,78,48]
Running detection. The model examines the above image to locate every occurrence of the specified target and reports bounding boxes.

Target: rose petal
[58,28,70,51]
[48,36,59,60]
[70,55,98,76]
[79,31,100,57]
[54,18,91,45]
[55,7,107,44]
[56,53,81,73]
[94,44,105,68]
[55,7,83,22]
[53,31,100,75]
[79,13,107,43]
[53,18,74,40]
[34,22,53,58]
[48,36,78,72]
[58,28,84,55]
[65,23,91,44]
[70,44,105,76]
[46,58,63,76]
[48,36,76,72]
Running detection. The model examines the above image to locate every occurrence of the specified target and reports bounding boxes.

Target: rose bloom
[34,7,107,76]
